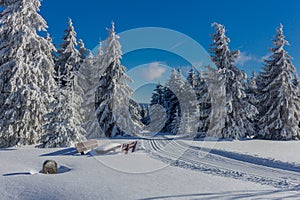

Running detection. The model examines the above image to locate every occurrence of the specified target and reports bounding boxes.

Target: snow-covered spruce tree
[77,51,104,139]
[95,22,143,137]
[40,65,86,147]
[77,40,112,139]
[129,99,142,124]
[170,107,180,134]
[162,68,198,135]
[140,104,150,125]
[55,18,81,86]
[45,33,58,63]
[177,75,199,135]
[147,83,167,133]
[162,69,183,133]
[41,21,87,147]
[187,66,198,89]
[244,71,259,131]
[246,71,258,106]
[146,104,167,134]
[187,67,211,133]
[0,0,57,147]
[150,82,165,106]
[78,39,88,62]
[208,23,257,139]
[256,24,300,140]
[205,65,227,138]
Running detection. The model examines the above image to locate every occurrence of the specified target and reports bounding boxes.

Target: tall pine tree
[163,69,183,133]
[77,51,104,139]
[140,104,150,125]
[246,71,258,107]
[178,74,199,135]
[150,82,165,106]
[40,63,86,147]
[40,18,86,147]
[209,23,257,139]
[56,18,81,86]
[187,67,211,133]
[148,83,166,133]
[77,40,107,139]
[0,0,57,147]
[256,24,300,140]
[95,22,143,137]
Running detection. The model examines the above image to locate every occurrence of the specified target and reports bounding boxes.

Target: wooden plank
[129,141,137,152]
[122,143,129,154]
[121,141,138,154]
[75,139,98,154]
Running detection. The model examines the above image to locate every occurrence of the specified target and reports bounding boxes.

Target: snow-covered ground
[187,139,300,163]
[1,139,300,199]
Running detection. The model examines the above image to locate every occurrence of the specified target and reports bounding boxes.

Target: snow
[94,142,121,154]
[188,139,300,164]
[0,3,300,199]
[1,139,300,199]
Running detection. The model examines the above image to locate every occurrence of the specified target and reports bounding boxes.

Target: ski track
[143,139,300,190]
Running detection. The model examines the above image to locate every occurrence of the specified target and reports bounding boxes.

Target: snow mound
[94,143,121,155]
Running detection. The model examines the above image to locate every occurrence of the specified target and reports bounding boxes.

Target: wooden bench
[75,139,98,155]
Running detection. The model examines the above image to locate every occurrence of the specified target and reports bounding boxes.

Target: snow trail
[143,139,300,189]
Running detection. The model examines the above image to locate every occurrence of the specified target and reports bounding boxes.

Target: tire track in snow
[143,139,300,189]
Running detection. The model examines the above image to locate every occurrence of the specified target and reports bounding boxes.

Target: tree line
[0,0,142,148]
[0,0,299,148]
[146,23,300,141]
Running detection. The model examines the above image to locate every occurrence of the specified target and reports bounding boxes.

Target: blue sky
[40,0,300,102]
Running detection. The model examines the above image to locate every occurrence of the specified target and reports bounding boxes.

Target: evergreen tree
[170,107,180,134]
[78,39,88,61]
[163,69,183,133]
[246,71,258,105]
[160,68,199,135]
[244,71,259,132]
[0,0,57,147]
[77,51,104,139]
[150,82,165,106]
[77,40,108,139]
[148,82,166,133]
[208,23,257,139]
[56,18,81,86]
[140,104,150,125]
[187,66,198,88]
[187,67,211,133]
[256,24,300,140]
[205,65,227,138]
[197,71,211,133]
[146,104,167,134]
[45,33,58,63]
[95,22,143,137]
[129,99,142,124]
[178,77,199,135]
[41,18,86,147]
[40,64,86,147]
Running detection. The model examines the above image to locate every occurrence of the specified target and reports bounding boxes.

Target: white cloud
[235,52,254,66]
[235,52,269,66]
[140,62,167,81]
